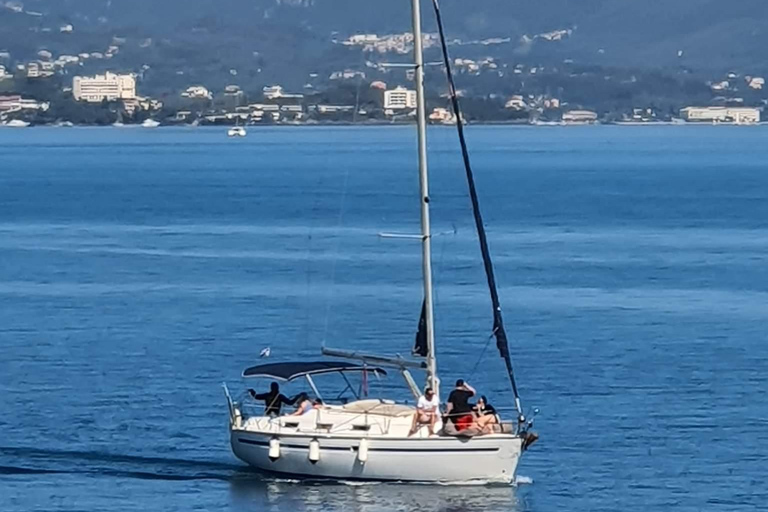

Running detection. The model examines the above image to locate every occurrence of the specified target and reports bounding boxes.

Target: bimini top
[242,361,387,381]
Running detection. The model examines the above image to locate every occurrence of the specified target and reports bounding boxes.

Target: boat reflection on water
[229,469,529,512]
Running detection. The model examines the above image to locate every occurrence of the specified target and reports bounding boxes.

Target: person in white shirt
[409,387,439,436]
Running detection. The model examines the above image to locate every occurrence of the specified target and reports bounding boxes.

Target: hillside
[1,0,767,97]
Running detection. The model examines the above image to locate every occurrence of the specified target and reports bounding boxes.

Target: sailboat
[224,0,538,483]
[228,117,247,137]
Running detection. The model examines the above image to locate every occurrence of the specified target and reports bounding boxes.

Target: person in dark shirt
[473,395,499,434]
[248,382,297,416]
[445,379,476,431]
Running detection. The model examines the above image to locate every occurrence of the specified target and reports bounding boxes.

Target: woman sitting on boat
[289,394,324,416]
[473,395,499,434]
[289,393,313,416]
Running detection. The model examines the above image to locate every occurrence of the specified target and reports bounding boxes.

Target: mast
[411,0,438,396]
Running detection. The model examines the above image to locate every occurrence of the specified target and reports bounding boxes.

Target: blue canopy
[242,361,387,381]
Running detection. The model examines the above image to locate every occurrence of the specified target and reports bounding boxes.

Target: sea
[1,125,767,512]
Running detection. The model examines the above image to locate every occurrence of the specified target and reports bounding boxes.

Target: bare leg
[429,412,436,436]
[476,414,497,434]
[409,412,419,436]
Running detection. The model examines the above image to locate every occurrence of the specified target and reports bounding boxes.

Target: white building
[562,110,598,123]
[370,80,387,90]
[0,95,50,113]
[384,86,417,110]
[26,62,40,78]
[680,107,760,124]
[314,105,356,114]
[329,70,366,80]
[181,86,212,100]
[429,107,456,124]
[748,77,765,90]
[262,85,304,100]
[73,72,136,102]
[263,85,284,99]
[505,95,527,110]
[0,65,8,80]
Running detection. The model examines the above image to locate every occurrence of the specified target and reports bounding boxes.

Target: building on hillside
[680,106,760,124]
[262,85,304,100]
[562,110,598,123]
[370,80,387,90]
[181,86,212,100]
[0,95,50,113]
[630,108,657,122]
[505,95,527,110]
[54,55,79,68]
[330,70,366,81]
[122,96,163,114]
[0,65,8,80]
[263,85,284,99]
[429,107,455,124]
[384,86,417,110]
[224,85,245,109]
[313,105,356,114]
[26,62,40,78]
[72,72,136,102]
[748,77,765,90]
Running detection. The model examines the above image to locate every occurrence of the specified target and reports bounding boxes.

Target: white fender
[357,438,368,463]
[268,438,280,461]
[308,439,320,463]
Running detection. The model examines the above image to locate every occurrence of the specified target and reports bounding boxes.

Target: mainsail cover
[429,0,523,415]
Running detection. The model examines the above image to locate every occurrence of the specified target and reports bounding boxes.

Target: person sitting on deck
[445,379,476,431]
[473,395,499,434]
[248,382,297,417]
[290,393,315,416]
[409,387,439,436]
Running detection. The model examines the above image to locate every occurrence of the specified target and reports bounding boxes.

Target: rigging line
[468,329,496,381]
[320,164,353,346]
[430,0,523,416]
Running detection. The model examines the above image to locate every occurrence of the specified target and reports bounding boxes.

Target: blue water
[1,125,767,511]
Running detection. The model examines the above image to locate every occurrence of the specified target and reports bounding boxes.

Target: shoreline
[2,120,767,129]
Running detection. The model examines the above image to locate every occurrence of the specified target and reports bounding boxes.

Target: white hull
[229,401,522,483]
[231,430,521,482]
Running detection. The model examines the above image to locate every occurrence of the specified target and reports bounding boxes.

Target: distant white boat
[228,126,247,137]
[141,119,161,128]
[3,119,30,128]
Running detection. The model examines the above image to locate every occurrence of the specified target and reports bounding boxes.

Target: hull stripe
[237,437,500,453]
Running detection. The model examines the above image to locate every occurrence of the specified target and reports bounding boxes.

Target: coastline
[2,120,767,128]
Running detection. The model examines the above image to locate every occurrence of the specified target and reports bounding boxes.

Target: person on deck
[473,395,499,434]
[290,393,315,416]
[409,387,439,436]
[445,379,476,431]
[248,382,297,417]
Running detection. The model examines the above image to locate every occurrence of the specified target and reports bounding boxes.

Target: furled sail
[413,300,428,357]
[429,0,524,416]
